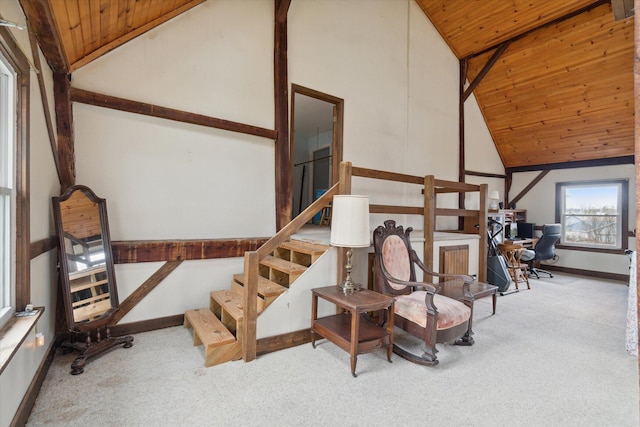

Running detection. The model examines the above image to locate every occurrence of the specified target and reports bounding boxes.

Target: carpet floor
[27,273,639,426]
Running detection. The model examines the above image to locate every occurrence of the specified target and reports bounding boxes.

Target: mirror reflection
[53,185,133,375]
[59,190,112,323]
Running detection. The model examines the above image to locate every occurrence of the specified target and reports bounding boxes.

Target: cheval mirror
[53,185,133,375]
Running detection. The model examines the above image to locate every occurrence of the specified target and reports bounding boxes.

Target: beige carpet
[27,273,639,426]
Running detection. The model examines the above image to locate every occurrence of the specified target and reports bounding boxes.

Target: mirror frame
[53,185,120,332]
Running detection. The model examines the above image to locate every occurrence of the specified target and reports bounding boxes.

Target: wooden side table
[311,286,394,377]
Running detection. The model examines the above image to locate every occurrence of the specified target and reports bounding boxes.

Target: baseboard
[11,342,57,427]
[110,314,184,336]
[256,329,312,356]
[540,264,629,283]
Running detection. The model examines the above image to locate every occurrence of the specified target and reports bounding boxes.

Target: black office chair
[521,224,561,279]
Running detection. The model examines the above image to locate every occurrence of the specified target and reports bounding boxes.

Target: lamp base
[338,276,360,294]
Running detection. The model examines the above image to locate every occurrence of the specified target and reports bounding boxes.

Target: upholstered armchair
[373,220,475,366]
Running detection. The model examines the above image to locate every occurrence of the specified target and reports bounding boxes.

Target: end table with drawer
[311,286,394,377]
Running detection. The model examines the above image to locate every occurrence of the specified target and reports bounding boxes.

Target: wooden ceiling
[21,0,636,171]
[417,0,635,171]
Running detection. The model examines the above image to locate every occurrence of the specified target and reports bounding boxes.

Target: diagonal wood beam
[462,41,510,102]
[27,20,62,184]
[508,170,550,207]
[465,0,608,60]
[69,87,277,140]
[112,260,183,324]
[18,0,68,73]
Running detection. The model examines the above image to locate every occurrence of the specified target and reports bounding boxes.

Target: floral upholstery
[382,235,411,290]
[395,291,471,330]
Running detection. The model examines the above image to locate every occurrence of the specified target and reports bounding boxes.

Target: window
[0,53,15,327]
[556,180,628,251]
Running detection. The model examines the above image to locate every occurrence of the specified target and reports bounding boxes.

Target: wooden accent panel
[439,245,469,281]
[417,0,597,58]
[467,3,634,168]
[111,238,269,263]
[70,87,277,140]
[47,0,205,71]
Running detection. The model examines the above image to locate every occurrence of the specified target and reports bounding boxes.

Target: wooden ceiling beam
[465,0,608,60]
[506,155,634,173]
[18,0,68,73]
[462,41,510,102]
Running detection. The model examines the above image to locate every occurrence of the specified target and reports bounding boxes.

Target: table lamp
[330,195,370,293]
[489,190,500,210]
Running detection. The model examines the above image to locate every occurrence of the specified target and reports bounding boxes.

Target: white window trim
[0,53,16,328]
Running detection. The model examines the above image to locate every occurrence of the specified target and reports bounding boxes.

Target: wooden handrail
[257,183,339,258]
[242,161,488,363]
[242,181,340,362]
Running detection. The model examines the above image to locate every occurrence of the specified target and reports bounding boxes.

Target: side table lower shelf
[311,286,394,377]
[313,313,390,354]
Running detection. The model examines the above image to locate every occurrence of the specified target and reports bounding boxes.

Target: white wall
[512,164,635,276]
[69,0,493,323]
[0,1,59,426]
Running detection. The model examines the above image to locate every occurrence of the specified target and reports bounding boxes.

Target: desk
[311,286,394,377]
[503,238,537,249]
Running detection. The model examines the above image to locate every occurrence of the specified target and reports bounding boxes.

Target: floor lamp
[330,195,370,293]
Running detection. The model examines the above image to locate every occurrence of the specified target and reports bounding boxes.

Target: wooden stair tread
[280,240,330,255]
[261,255,307,274]
[184,308,235,347]
[210,290,244,320]
[232,273,287,298]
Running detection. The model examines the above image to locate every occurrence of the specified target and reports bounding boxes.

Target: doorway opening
[290,85,343,221]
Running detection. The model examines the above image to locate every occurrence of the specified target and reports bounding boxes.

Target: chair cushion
[382,235,411,290]
[395,291,470,330]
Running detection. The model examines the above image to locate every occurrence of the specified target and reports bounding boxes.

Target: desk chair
[521,224,561,279]
[497,243,530,291]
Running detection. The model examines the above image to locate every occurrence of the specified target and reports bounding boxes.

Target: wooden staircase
[184,239,330,367]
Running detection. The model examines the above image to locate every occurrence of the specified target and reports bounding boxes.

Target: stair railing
[241,180,344,362]
[240,160,486,362]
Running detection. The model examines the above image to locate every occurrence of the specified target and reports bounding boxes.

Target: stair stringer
[256,247,338,339]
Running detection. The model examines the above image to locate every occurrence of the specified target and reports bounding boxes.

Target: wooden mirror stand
[52,185,133,375]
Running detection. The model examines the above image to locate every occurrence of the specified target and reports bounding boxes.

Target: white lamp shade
[330,195,371,248]
[489,190,500,200]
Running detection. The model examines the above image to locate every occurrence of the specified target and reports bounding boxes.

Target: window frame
[555,179,629,254]
[0,28,30,327]
[0,52,16,326]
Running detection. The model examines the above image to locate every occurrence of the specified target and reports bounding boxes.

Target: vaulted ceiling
[20,0,636,172]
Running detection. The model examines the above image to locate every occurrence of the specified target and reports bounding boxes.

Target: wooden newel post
[242,251,259,362]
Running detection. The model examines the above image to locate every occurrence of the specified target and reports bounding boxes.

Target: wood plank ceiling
[23,0,635,171]
[417,0,635,170]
